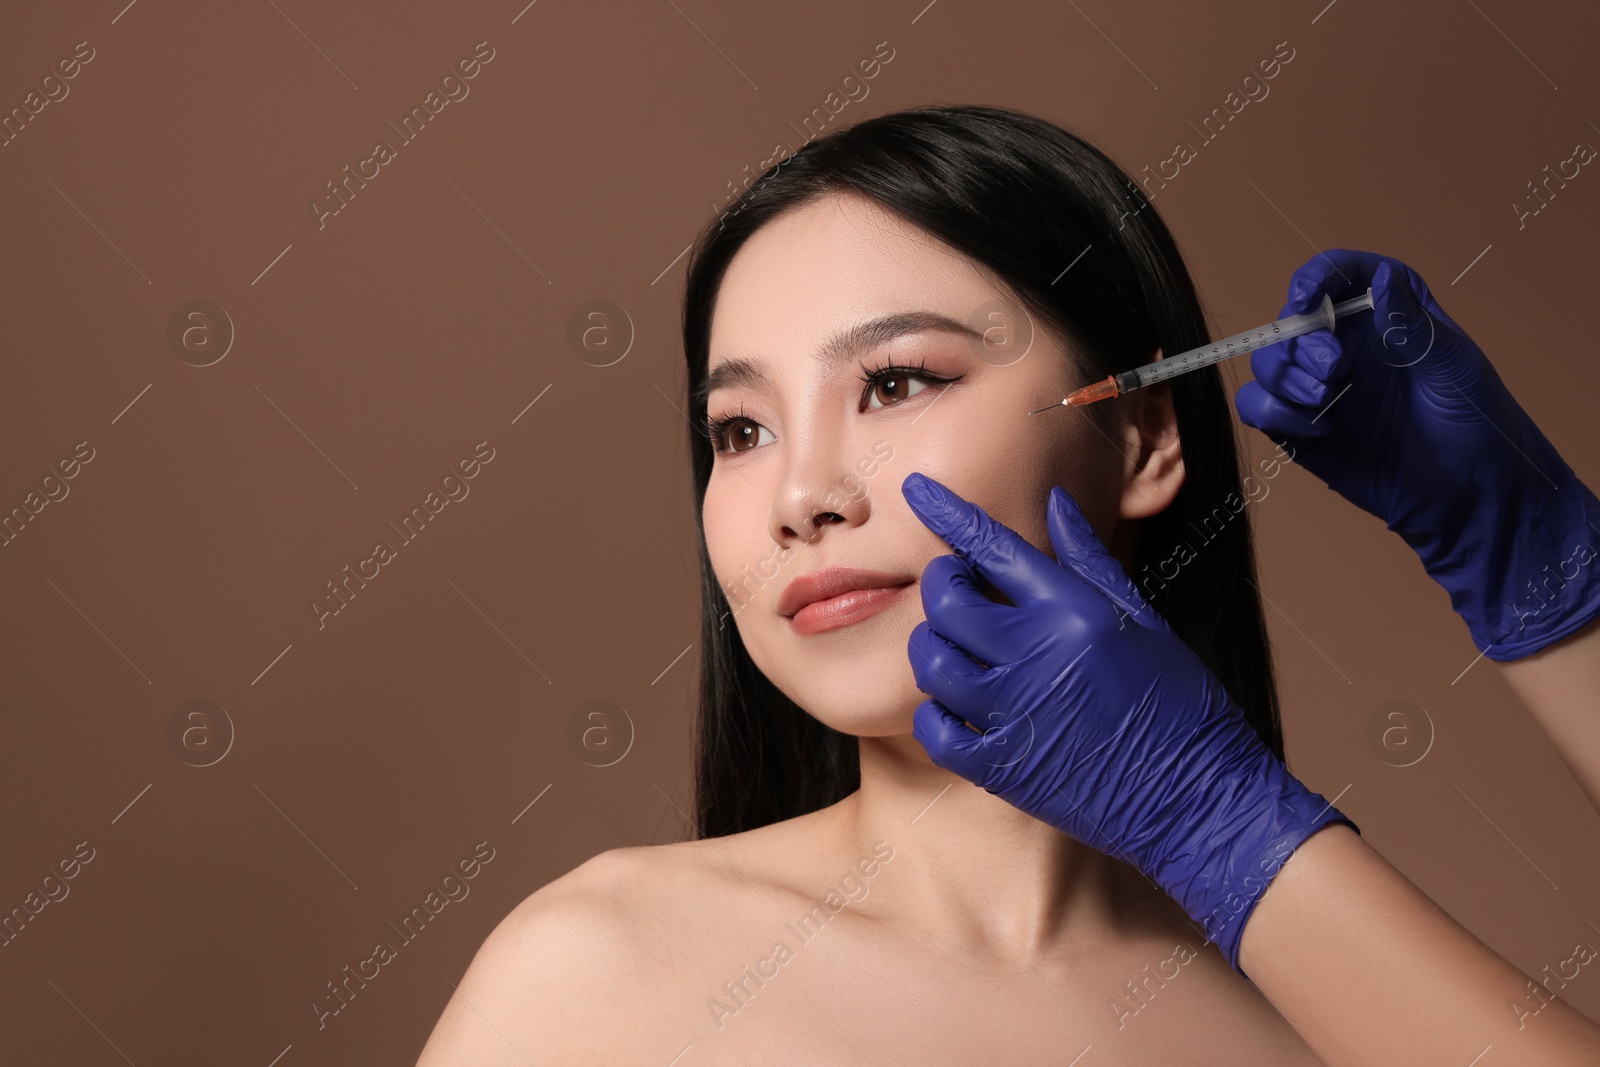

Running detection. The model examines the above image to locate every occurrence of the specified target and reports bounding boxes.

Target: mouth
[781,568,917,636]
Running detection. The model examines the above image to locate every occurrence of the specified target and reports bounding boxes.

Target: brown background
[3,0,1598,1062]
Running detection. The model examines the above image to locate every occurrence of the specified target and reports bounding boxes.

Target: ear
[1115,347,1185,521]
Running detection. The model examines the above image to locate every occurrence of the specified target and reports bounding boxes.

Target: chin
[788,677,926,739]
[747,612,929,737]
[811,708,918,739]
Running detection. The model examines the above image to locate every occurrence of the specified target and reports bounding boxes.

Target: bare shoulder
[414,848,653,1064]
[413,842,744,1065]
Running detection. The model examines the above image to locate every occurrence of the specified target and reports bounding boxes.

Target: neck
[830,732,1148,964]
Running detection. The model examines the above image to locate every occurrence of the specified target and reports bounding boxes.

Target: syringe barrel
[1128,294,1338,389]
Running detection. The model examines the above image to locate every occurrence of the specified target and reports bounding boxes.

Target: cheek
[702,480,792,612]
[878,406,1114,564]
[701,484,744,598]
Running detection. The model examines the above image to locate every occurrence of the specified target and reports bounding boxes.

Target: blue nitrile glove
[900,471,1357,975]
[1235,249,1600,661]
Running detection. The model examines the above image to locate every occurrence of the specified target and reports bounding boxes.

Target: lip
[780,567,916,636]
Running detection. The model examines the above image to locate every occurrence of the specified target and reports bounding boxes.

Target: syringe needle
[1028,401,1065,415]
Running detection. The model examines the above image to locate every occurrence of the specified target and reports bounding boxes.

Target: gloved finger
[1249,341,1330,407]
[916,553,1022,668]
[1283,248,1387,314]
[1288,330,1349,384]
[912,697,1006,785]
[902,471,1065,608]
[1044,486,1158,631]
[906,619,1001,714]
[1235,380,1333,440]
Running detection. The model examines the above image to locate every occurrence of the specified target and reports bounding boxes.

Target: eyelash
[703,356,959,456]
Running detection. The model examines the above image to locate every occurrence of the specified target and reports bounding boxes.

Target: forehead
[707,192,1006,368]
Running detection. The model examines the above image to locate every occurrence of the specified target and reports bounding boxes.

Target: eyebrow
[694,309,983,409]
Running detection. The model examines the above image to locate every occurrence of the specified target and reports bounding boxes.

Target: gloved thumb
[1045,486,1156,630]
[1371,259,1468,390]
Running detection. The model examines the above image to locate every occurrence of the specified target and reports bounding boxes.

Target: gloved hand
[1235,249,1600,661]
[900,471,1357,975]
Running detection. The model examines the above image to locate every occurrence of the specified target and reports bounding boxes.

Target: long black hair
[681,104,1283,839]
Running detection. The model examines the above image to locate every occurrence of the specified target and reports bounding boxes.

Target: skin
[416,190,1600,1064]
[1498,619,1600,808]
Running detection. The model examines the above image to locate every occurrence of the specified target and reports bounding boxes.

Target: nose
[770,451,870,548]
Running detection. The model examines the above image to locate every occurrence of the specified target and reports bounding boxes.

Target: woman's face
[700,191,1140,738]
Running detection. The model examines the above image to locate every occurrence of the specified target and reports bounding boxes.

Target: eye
[863,371,928,410]
[859,357,958,412]
[704,406,774,456]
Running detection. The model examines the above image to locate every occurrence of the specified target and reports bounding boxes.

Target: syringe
[1028,287,1375,412]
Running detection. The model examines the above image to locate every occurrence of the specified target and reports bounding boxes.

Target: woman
[418,105,1600,1064]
